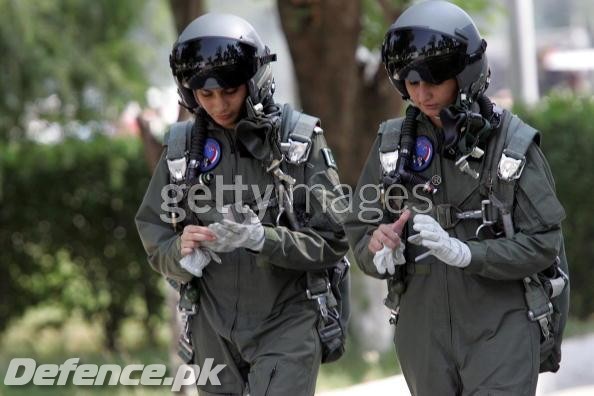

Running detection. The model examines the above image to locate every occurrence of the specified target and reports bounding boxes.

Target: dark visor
[382,28,468,84]
[170,37,274,89]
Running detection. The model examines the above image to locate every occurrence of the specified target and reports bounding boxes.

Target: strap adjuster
[435,204,457,229]
[306,281,330,300]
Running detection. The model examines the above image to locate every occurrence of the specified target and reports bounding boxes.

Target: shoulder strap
[280,103,320,144]
[165,120,193,183]
[482,110,540,237]
[279,103,321,166]
[494,112,540,207]
[165,120,193,159]
[378,117,404,153]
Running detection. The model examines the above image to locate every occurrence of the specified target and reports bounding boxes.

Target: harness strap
[166,121,193,183]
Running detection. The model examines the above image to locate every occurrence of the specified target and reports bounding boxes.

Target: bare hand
[368,210,411,254]
[180,225,217,257]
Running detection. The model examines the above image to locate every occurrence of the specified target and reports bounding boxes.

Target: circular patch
[411,135,434,172]
[200,137,222,172]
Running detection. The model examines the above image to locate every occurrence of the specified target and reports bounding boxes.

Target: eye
[197,89,212,98]
[407,80,420,86]
[223,87,238,95]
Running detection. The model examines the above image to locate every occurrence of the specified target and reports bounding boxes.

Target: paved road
[318,334,594,396]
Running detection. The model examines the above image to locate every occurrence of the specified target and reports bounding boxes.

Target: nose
[418,81,433,102]
[213,95,229,113]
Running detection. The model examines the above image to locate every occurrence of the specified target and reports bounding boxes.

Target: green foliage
[0,137,164,349]
[360,0,502,50]
[515,94,594,319]
[0,0,148,142]
[360,0,404,50]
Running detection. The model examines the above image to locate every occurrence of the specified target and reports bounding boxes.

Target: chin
[216,119,235,129]
[423,109,440,119]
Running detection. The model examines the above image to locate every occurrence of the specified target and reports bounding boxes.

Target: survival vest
[377,109,569,373]
[164,104,350,364]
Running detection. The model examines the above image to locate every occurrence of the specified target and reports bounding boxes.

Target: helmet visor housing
[382,27,468,95]
[171,37,260,90]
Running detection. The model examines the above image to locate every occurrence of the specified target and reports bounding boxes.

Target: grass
[0,306,399,395]
[1,307,593,395]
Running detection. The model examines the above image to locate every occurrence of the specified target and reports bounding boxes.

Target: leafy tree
[515,94,594,319]
[0,137,163,350]
[0,0,148,142]
[278,0,496,186]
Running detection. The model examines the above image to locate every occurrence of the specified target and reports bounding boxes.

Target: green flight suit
[345,111,566,396]
[135,116,348,395]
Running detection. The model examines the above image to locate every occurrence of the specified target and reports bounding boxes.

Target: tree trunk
[277,0,403,187]
[169,0,206,35]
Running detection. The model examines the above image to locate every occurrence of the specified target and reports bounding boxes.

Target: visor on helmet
[170,37,275,90]
[382,27,468,85]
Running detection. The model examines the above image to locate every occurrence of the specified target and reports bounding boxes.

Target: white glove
[203,206,265,253]
[179,248,221,277]
[373,243,406,275]
[408,214,471,268]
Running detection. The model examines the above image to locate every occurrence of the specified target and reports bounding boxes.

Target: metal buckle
[527,302,553,322]
[498,149,526,181]
[389,308,400,326]
[286,137,312,164]
[455,154,480,179]
[178,302,197,316]
[475,200,499,238]
[435,204,485,231]
[306,282,330,300]
[527,303,553,340]
[307,284,331,321]
[167,157,187,183]
[480,200,497,225]
[380,150,399,174]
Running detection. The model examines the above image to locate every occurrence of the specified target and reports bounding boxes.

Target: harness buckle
[389,308,400,326]
[307,283,331,322]
[167,157,187,183]
[498,149,526,181]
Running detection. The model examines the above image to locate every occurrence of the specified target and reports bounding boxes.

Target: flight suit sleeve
[255,132,350,271]
[135,151,193,284]
[343,136,392,279]
[465,143,566,280]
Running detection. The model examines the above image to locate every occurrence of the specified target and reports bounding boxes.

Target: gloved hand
[203,206,265,253]
[407,214,471,268]
[373,243,406,275]
[179,248,221,277]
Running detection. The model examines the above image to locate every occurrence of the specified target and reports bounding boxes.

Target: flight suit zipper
[440,156,455,351]
[223,128,242,336]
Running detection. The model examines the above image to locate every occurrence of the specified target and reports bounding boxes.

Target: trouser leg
[459,312,541,396]
[393,276,460,396]
[191,313,246,395]
[240,303,322,396]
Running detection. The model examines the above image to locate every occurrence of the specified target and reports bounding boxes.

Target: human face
[194,85,248,129]
[405,79,458,128]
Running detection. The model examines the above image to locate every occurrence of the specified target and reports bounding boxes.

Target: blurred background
[1,0,593,395]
